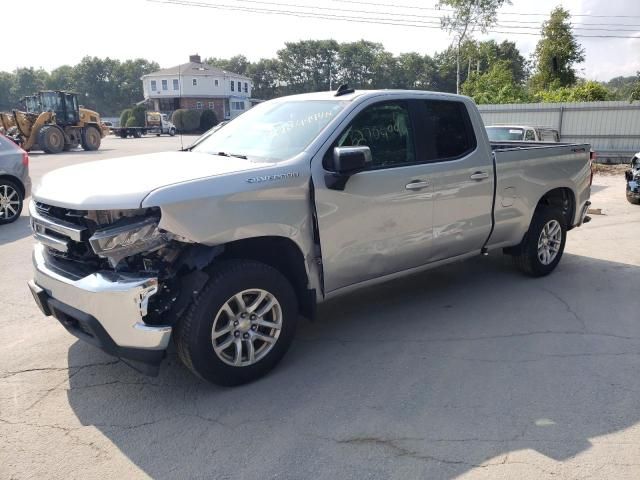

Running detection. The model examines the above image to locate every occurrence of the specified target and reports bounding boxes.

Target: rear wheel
[38,126,65,154]
[169,128,176,136]
[512,208,567,277]
[175,260,298,386]
[132,129,142,138]
[81,126,101,151]
[119,131,128,139]
[0,179,23,224]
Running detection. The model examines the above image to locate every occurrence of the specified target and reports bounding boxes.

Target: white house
[141,54,254,120]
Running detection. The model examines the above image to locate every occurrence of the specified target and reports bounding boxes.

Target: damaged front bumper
[28,244,172,375]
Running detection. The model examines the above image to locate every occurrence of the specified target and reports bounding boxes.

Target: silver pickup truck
[28,89,592,385]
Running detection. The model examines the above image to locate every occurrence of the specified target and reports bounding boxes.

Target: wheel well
[0,174,24,198]
[219,236,316,319]
[536,187,575,228]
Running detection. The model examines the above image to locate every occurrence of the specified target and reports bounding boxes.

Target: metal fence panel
[477,101,640,163]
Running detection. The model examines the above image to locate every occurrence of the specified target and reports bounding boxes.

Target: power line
[147,0,640,39]
[230,0,640,30]
[333,0,640,20]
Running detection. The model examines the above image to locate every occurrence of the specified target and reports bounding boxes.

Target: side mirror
[325,146,372,190]
[625,170,633,181]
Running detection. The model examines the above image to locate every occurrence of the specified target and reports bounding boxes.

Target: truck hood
[33,151,273,210]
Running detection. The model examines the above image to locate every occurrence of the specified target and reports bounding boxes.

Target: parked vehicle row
[27,88,593,385]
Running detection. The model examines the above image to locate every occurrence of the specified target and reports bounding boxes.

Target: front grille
[31,202,104,267]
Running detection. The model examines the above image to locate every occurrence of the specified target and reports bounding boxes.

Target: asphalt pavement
[1,138,639,479]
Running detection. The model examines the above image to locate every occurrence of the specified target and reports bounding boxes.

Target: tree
[534,81,612,102]
[437,0,512,94]
[247,58,281,100]
[10,67,49,100]
[462,61,529,104]
[47,65,74,91]
[120,108,133,127]
[630,73,640,102]
[530,7,585,90]
[0,71,15,110]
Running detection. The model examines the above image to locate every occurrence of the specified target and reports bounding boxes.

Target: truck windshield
[191,100,347,161]
[486,127,525,141]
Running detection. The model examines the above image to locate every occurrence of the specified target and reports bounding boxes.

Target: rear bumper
[576,200,592,227]
[29,244,171,374]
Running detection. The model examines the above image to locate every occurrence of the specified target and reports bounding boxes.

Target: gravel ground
[1,140,639,479]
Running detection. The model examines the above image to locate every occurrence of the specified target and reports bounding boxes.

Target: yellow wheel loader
[9,91,106,154]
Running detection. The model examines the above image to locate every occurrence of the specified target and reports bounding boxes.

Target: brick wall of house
[179,98,225,124]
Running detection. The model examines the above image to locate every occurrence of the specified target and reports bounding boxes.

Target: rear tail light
[22,152,29,167]
[589,150,596,186]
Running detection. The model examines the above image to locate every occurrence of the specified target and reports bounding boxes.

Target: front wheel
[169,128,176,136]
[175,260,298,386]
[512,208,567,277]
[0,179,24,224]
[81,126,101,151]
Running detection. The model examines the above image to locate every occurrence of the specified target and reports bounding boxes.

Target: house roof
[143,62,252,81]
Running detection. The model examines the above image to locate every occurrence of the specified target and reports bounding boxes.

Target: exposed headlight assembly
[89,216,168,266]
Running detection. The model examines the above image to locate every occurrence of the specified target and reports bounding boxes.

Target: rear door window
[418,100,477,161]
[525,129,536,141]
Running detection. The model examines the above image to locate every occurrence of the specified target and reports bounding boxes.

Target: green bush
[125,116,138,127]
[119,108,132,127]
[182,109,202,132]
[130,105,146,127]
[200,109,218,131]
[171,109,185,130]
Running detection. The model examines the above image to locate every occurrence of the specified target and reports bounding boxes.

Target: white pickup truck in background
[487,125,560,142]
[28,88,592,385]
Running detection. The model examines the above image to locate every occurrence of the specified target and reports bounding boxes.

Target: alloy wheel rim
[211,289,282,367]
[537,219,562,265]
[0,184,20,220]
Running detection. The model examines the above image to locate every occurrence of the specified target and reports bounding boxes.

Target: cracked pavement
[1,142,640,479]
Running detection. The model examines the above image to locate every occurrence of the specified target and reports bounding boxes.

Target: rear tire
[0,179,23,224]
[132,129,142,139]
[81,126,101,151]
[169,128,176,136]
[175,260,298,386]
[512,208,567,277]
[119,131,128,139]
[38,126,65,154]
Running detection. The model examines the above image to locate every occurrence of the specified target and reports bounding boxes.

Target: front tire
[175,260,298,386]
[0,179,24,224]
[38,126,65,154]
[512,208,567,277]
[81,126,101,151]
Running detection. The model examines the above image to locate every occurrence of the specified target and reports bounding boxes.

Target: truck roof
[274,89,470,103]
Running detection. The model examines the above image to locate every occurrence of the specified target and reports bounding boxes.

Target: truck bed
[487,142,592,250]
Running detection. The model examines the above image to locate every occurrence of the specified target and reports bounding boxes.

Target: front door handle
[470,171,489,181]
[405,180,429,190]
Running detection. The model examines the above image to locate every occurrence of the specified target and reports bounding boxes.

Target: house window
[162,79,168,91]
[237,81,241,92]
[196,102,203,109]
[192,78,197,86]
[244,82,248,93]
[215,79,219,87]
[231,81,234,92]
[173,79,179,90]
[232,101,245,110]
[208,102,214,109]
[150,80,157,91]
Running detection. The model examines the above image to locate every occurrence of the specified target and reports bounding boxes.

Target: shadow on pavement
[0,215,31,245]
[66,252,640,478]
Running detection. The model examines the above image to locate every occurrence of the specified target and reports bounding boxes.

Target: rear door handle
[405,180,429,190]
[470,171,489,181]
